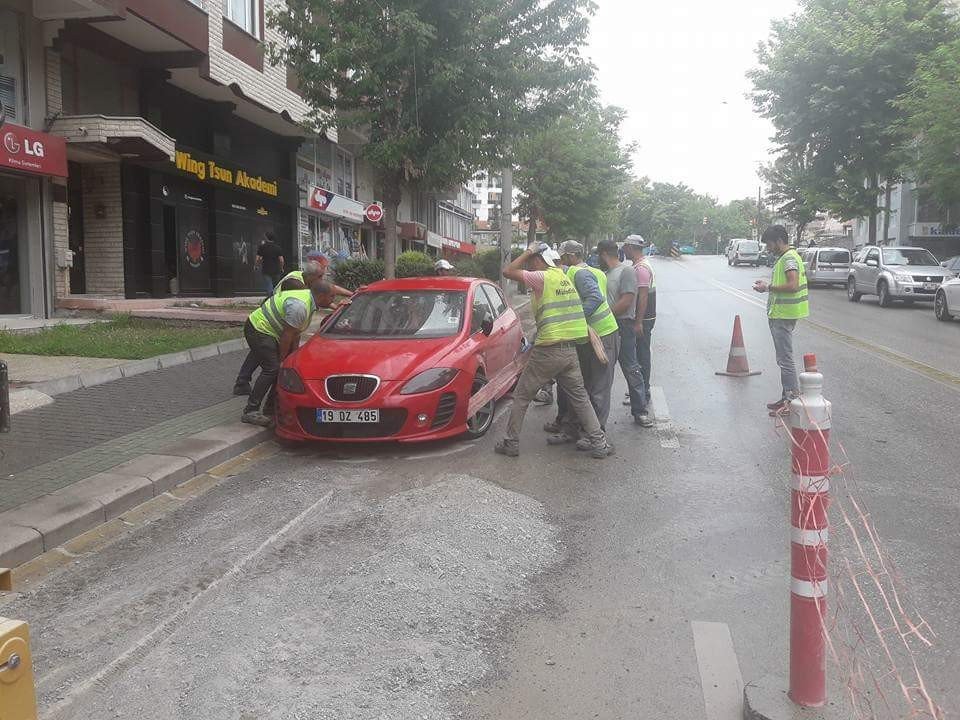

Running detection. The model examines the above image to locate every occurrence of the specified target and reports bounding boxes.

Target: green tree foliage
[270,0,596,278]
[749,0,957,243]
[332,259,386,290]
[898,38,960,208]
[514,105,632,243]
[760,149,820,242]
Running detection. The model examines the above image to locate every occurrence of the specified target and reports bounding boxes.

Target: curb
[23,337,247,399]
[0,421,271,568]
[743,675,848,720]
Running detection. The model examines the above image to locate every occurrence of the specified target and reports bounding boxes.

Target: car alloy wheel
[935,290,952,321]
[877,281,892,307]
[847,277,861,302]
[465,375,495,438]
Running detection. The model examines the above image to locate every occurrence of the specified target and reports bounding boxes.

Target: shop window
[0,9,23,123]
[225,0,262,38]
[335,148,354,198]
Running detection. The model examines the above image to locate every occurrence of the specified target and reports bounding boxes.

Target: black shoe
[494,440,519,457]
[766,398,788,411]
[546,433,577,446]
[590,442,615,459]
[543,420,562,434]
[233,382,252,396]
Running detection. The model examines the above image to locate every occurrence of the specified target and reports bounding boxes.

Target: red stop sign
[365,204,384,223]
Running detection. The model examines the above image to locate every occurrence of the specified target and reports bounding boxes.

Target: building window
[0,9,24,124]
[225,0,261,38]
[335,148,354,199]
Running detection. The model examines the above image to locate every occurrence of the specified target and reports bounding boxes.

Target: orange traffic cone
[715,315,761,377]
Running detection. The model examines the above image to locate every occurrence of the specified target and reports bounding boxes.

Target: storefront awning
[49,115,175,163]
[0,122,68,177]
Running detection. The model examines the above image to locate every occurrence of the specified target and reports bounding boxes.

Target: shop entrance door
[67,162,86,294]
[174,199,211,295]
[0,176,23,314]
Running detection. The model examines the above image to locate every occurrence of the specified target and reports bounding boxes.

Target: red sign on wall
[0,122,68,178]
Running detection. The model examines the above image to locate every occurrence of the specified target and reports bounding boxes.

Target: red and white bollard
[788,353,831,707]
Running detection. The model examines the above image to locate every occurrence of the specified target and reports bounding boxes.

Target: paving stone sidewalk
[0,351,250,513]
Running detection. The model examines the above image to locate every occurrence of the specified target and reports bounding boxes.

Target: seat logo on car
[343,382,358,395]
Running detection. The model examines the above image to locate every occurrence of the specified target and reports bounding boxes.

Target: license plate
[923,283,938,291]
[316,408,380,423]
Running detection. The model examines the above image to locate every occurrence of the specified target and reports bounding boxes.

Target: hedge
[396,250,435,278]
[332,258,385,290]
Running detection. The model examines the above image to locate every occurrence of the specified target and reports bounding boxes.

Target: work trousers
[557,331,620,432]
[244,320,281,413]
[635,317,655,399]
[617,319,648,416]
[235,349,259,387]
[769,318,799,398]
[262,273,279,297]
[503,343,605,449]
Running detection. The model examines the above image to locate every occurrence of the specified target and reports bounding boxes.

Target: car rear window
[324,290,466,338]
[816,250,850,264]
[738,241,760,252]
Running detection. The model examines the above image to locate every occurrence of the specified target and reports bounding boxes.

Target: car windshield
[882,248,939,266]
[817,250,850,264]
[324,290,466,338]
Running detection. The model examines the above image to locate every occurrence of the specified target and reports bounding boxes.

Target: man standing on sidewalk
[240,280,336,427]
[622,235,656,402]
[596,239,653,427]
[752,225,809,414]
[547,240,620,442]
[495,242,614,459]
[255,232,285,297]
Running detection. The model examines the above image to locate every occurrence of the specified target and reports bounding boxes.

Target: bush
[332,258,385,290]
[396,250,435,278]
[454,257,483,278]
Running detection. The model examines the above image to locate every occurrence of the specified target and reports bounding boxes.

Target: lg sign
[4,131,46,158]
[0,123,67,178]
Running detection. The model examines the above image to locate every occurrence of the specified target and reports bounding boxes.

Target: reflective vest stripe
[261,297,286,334]
[773,295,809,305]
[540,311,589,326]
[536,298,583,314]
[769,248,809,320]
[534,267,588,345]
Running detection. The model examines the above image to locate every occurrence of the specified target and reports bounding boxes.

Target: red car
[275,276,525,443]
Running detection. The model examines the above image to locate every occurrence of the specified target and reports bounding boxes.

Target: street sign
[365,203,384,223]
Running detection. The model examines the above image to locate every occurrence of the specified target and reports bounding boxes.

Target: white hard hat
[434,259,454,270]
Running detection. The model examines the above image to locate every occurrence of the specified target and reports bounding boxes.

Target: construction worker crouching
[240,279,337,427]
[495,242,614,459]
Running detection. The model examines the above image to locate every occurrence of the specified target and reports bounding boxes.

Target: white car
[799,246,852,287]
[935,275,960,321]
[726,239,761,267]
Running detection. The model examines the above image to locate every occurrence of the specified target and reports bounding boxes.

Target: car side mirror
[480,315,494,336]
[865,258,879,267]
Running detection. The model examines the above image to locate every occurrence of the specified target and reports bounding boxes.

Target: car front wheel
[465,375,495,438]
[847,277,862,302]
[877,281,893,307]
[935,290,953,321]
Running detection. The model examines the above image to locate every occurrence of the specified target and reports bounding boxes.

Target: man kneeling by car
[241,280,337,427]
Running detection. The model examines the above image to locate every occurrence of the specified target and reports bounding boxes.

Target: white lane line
[43,491,335,719]
[404,442,476,461]
[649,385,679,449]
[692,621,744,720]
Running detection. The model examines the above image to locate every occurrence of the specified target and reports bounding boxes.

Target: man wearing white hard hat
[434,258,455,276]
[495,241,614,459]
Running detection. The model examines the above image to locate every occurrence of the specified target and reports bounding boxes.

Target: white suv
[726,239,761,267]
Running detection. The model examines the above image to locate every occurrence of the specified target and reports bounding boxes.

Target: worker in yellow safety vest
[240,279,337,427]
[753,224,809,414]
[496,242,614,459]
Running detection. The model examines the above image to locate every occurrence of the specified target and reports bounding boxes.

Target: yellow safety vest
[533,267,589,346]
[248,289,316,340]
[274,270,305,294]
[769,248,809,320]
[566,265,619,337]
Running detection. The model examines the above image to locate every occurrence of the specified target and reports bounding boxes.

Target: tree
[898,38,960,209]
[761,149,820,242]
[270,0,596,278]
[749,0,957,244]
[514,105,633,243]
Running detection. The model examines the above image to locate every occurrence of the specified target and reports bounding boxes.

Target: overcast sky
[587,0,798,203]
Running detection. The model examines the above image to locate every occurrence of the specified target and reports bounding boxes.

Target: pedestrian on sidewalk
[622,235,656,403]
[597,239,653,428]
[752,225,809,414]
[495,242,614,459]
[545,240,620,445]
[434,259,456,276]
[256,232,285,297]
[240,280,337,427]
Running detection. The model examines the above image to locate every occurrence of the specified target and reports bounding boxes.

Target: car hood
[888,265,947,276]
[290,334,457,381]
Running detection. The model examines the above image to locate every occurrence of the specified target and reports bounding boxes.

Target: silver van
[726,239,761,266]
[800,247,851,287]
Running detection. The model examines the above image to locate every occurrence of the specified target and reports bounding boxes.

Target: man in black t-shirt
[256,232,285,297]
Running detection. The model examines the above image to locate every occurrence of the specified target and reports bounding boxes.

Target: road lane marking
[692,621,744,720]
[649,385,679,449]
[674,262,960,393]
[43,491,335,719]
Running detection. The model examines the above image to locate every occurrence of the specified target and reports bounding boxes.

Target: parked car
[275,277,524,443]
[726,238,761,266]
[935,275,960,321]
[940,255,960,278]
[799,246,852,287]
[847,246,951,307]
[679,245,696,255]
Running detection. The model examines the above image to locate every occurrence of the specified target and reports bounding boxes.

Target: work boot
[494,440,519,457]
[233,382,252,396]
[543,420,562,434]
[589,441,615,459]
[575,437,593,451]
[546,433,576,446]
[634,413,654,428]
[241,410,273,427]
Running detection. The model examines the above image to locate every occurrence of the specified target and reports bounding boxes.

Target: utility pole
[757,185,762,241]
[499,167,513,295]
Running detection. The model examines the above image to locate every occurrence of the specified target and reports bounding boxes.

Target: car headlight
[278,367,306,394]
[894,273,913,285]
[399,368,458,395]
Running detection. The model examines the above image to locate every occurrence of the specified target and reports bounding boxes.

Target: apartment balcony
[909,222,960,238]
[49,114,176,163]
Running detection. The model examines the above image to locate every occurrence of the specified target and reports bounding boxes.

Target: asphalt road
[4,256,958,720]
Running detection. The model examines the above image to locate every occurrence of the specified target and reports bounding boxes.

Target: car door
[946,275,960,310]
[481,283,519,374]
[861,247,880,292]
[469,285,499,378]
